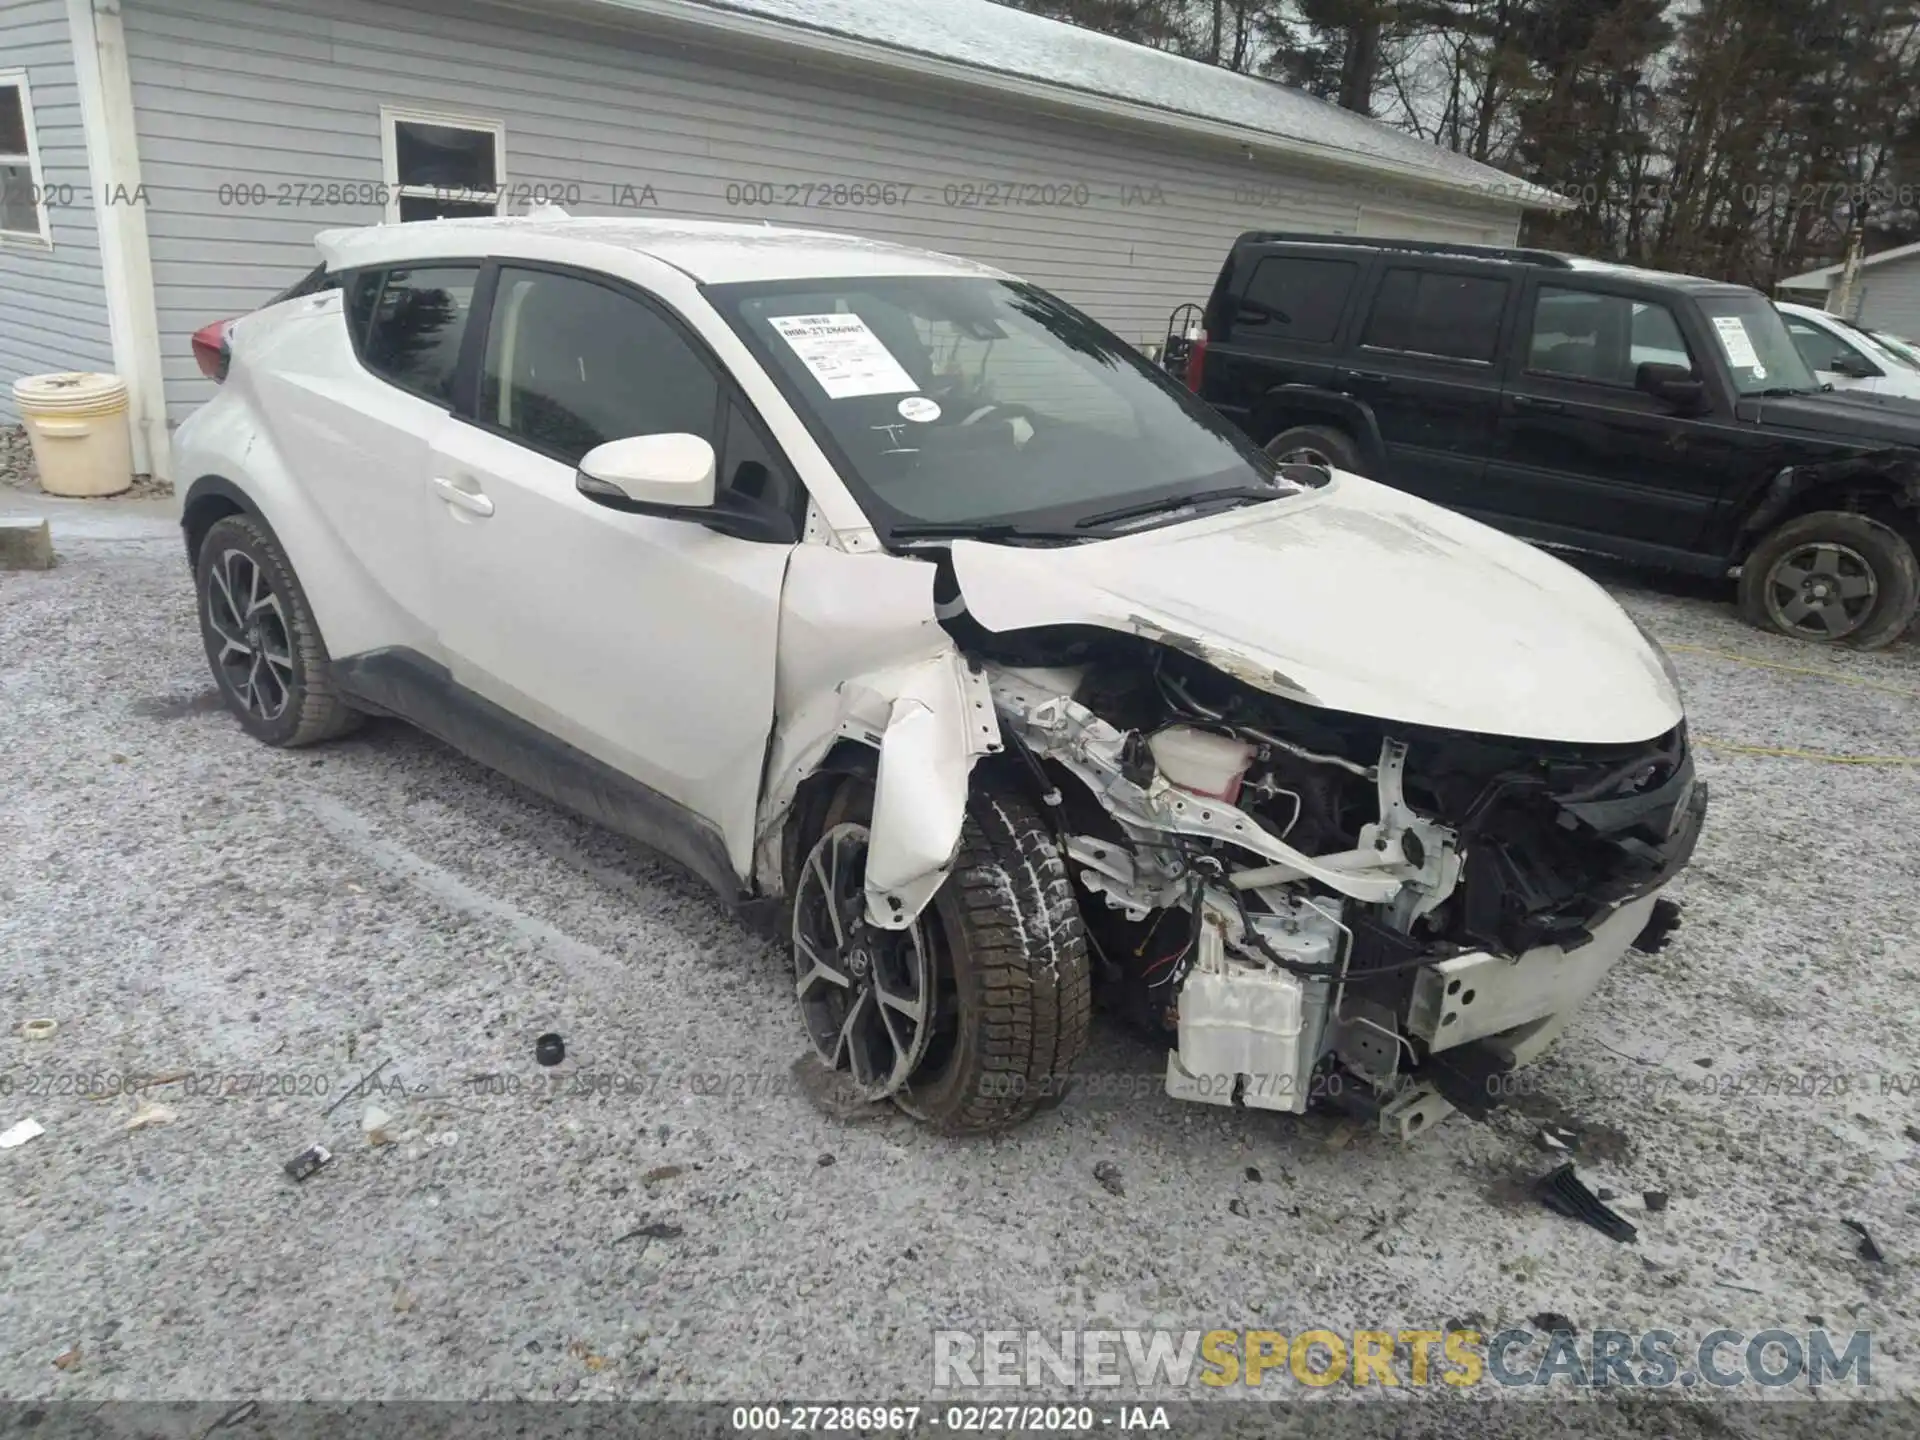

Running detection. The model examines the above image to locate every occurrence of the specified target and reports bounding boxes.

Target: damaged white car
[176,217,1707,1136]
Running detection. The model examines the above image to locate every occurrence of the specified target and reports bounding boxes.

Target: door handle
[1511,395,1565,414]
[433,476,495,517]
[1341,369,1392,387]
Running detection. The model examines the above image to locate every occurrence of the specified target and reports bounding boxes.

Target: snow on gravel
[1,502,1916,1427]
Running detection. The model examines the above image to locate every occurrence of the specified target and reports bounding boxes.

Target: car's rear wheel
[1737,511,1918,649]
[195,514,361,746]
[1265,424,1363,475]
[792,774,1091,1133]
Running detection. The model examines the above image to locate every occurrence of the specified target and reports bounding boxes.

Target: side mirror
[577,433,716,510]
[1635,361,1706,410]
[575,432,796,545]
[1828,353,1879,380]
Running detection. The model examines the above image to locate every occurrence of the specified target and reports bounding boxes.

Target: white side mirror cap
[577,433,716,510]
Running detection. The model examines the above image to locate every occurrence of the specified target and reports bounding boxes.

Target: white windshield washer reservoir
[1148,725,1254,801]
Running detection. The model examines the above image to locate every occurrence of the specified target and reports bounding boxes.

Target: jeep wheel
[195,514,362,746]
[792,775,1092,1133]
[1737,512,1919,649]
[1266,425,1363,475]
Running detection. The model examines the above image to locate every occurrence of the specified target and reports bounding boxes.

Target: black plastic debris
[1534,1162,1638,1243]
[1093,1161,1125,1197]
[616,1221,683,1243]
[1843,1219,1885,1264]
[1531,1311,1577,1335]
[1644,1191,1670,1213]
[1630,897,1683,954]
[1245,1166,1262,1183]
[1228,1198,1250,1218]
[535,1033,566,1067]
[284,1144,332,1183]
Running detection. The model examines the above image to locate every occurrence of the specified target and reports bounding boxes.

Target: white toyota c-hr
[175,217,1705,1136]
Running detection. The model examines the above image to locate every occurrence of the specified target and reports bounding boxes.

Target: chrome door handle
[433,476,494,517]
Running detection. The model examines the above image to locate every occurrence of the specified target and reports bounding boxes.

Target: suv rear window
[1361,267,1508,363]
[346,265,479,404]
[1238,256,1358,343]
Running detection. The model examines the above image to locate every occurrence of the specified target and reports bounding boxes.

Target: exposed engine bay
[961,622,1708,1135]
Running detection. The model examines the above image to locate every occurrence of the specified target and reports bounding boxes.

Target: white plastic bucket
[12,372,134,497]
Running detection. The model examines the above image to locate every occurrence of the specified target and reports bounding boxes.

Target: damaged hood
[950,473,1684,744]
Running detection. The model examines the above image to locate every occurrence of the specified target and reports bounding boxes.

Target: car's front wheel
[792,775,1091,1133]
[195,514,362,746]
[1737,511,1918,649]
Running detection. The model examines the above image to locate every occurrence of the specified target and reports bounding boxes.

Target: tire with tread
[195,513,362,747]
[819,774,1092,1134]
[1737,510,1918,650]
[1265,424,1364,475]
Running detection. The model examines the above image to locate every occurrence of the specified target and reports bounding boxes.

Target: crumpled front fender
[863,655,1001,929]
[754,547,1002,929]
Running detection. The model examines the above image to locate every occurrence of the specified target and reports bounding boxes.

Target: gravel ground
[2,497,1916,1430]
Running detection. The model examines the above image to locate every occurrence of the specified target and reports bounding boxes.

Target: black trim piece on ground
[330,647,749,907]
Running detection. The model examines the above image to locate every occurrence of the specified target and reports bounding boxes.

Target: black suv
[1179,234,1920,648]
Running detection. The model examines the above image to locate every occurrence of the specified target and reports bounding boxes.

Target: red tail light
[1181,331,1208,392]
[192,320,235,382]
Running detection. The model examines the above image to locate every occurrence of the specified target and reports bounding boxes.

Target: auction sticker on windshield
[768,314,919,399]
[1711,314,1763,374]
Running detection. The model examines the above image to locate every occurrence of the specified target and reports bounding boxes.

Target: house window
[380,107,504,223]
[0,72,51,245]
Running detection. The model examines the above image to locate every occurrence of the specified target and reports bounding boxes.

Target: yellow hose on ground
[1663,643,1920,766]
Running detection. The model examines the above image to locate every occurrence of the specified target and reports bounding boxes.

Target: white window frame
[0,70,53,247]
[378,105,505,224]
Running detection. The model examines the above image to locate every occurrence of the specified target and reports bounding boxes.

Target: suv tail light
[191,320,235,382]
[1181,331,1208,392]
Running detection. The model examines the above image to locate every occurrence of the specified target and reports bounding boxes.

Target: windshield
[1698,295,1818,395]
[1850,321,1920,372]
[706,275,1295,535]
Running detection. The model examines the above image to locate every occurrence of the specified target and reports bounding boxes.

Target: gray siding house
[2,0,1553,482]
[1777,239,1920,340]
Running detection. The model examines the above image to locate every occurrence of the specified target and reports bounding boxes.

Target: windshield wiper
[1073,485,1282,532]
[888,521,1089,544]
[1754,386,1818,398]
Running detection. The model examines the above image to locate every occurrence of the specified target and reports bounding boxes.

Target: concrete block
[0,516,55,570]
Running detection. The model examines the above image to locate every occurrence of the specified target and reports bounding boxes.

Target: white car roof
[313,215,1011,285]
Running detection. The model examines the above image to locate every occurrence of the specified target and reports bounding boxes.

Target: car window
[707,275,1292,532]
[480,267,720,465]
[1528,288,1694,385]
[1238,256,1358,343]
[1783,316,1861,373]
[1360,267,1508,363]
[351,265,478,403]
[718,396,802,518]
[1696,294,1817,394]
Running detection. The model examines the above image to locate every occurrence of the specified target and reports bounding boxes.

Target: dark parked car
[1179,234,1920,647]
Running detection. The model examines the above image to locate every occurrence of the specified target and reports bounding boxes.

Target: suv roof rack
[1234,231,1575,269]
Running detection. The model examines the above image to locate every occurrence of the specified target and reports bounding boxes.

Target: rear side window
[1361,267,1509,363]
[347,265,479,403]
[479,266,720,465]
[1237,256,1358,343]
